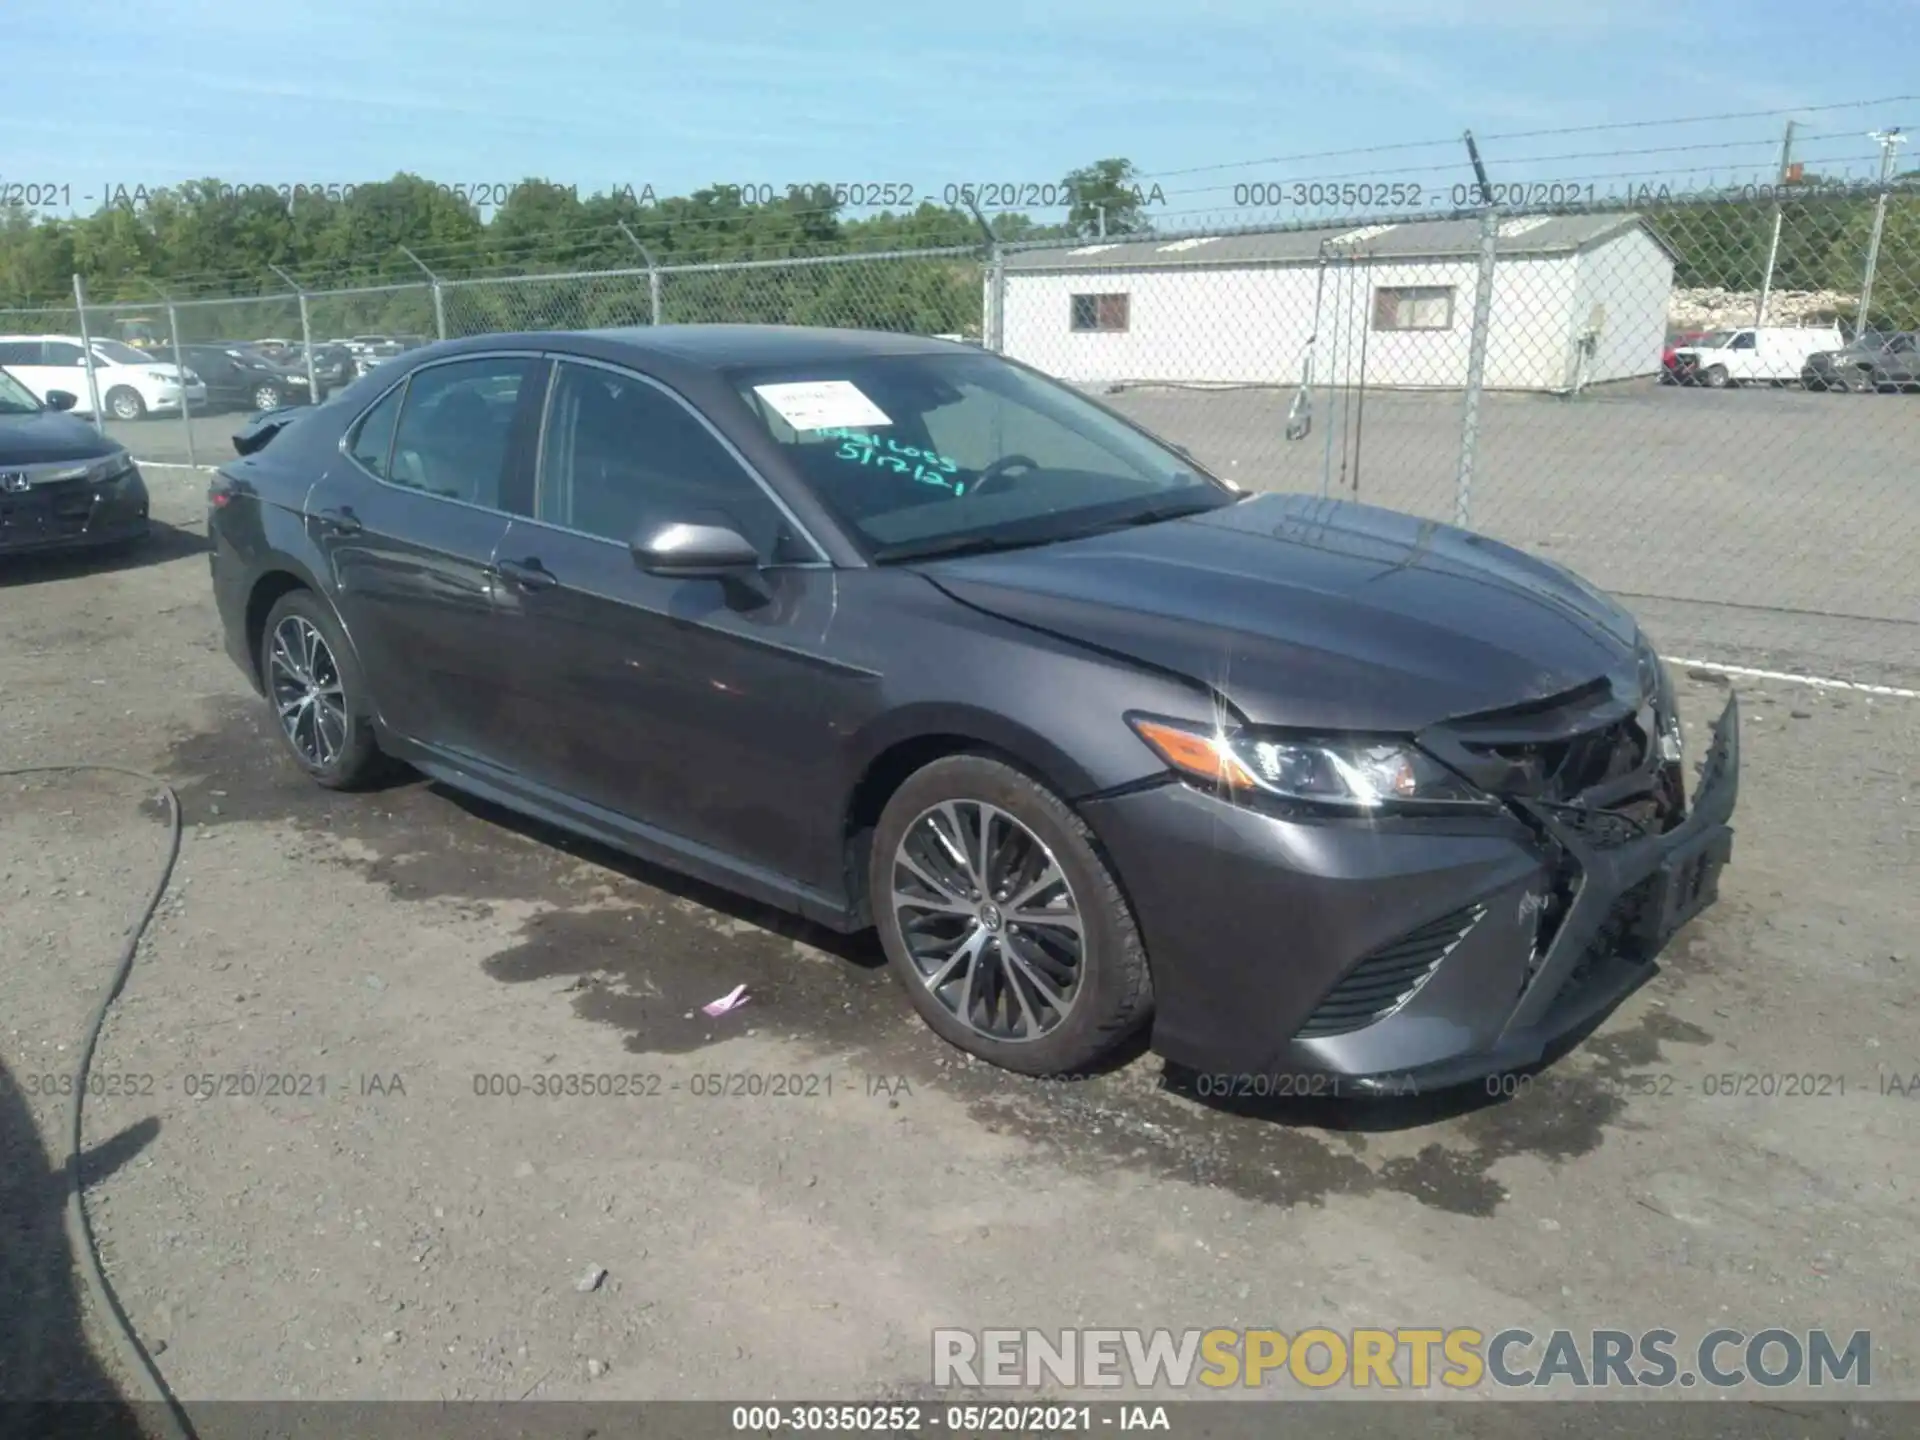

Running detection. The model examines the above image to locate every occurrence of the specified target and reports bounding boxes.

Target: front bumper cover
[1080,692,1740,1096]
[0,467,150,555]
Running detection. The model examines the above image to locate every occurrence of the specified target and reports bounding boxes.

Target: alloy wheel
[890,800,1084,1042]
[111,391,142,419]
[254,384,282,410]
[268,615,349,768]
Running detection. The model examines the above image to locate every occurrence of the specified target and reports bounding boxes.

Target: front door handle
[496,557,558,590]
[315,506,362,534]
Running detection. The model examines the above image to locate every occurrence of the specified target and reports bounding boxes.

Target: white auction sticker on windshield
[752,380,892,432]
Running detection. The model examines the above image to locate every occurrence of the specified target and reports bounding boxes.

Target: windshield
[92,339,156,365]
[1690,330,1734,349]
[0,367,43,413]
[726,350,1235,562]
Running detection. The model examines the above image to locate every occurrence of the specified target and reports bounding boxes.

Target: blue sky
[6,0,1917,220]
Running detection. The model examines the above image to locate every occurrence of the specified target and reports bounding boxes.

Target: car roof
[570,324,967,367]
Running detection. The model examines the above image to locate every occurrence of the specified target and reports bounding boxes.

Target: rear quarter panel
[208,402,358,689]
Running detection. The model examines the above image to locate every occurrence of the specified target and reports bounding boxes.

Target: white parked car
[1670,324,1846,388]
[0,335,208,419]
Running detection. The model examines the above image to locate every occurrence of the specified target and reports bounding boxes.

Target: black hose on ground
[1,765,196,1440]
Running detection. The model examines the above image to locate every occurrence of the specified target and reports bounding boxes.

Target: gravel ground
[1,464,1916,1428]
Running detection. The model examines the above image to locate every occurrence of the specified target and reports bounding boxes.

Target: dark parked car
[291,342,360,394]
[206,327,1740,1090]
[180,344,315,413]
[1801,331,1920,392]
[0,367,150,555]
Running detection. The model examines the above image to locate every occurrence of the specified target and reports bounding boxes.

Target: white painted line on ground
[1667,657,1920,700]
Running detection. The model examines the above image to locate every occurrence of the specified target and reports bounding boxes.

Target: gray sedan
[204,325,1739,1094]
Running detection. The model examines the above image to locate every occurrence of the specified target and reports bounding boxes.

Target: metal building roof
[1002,212,1660,273]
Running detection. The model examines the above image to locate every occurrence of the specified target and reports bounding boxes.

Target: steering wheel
[967,454,1039,497]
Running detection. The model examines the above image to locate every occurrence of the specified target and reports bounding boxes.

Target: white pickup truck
[1672,324,1846,387]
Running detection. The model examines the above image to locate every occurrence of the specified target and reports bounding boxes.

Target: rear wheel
[870,755,1152,1076]
[259,590,386,789]
[1701,364,1730,389]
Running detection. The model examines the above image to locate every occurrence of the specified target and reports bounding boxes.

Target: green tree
[1062,158,1154,238]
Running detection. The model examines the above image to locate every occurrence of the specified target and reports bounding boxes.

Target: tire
[870,754,1152,1076]
[106,386,146,421]
[1701,365,1730,389]
[252,383,284,411]
[258,589,386,790]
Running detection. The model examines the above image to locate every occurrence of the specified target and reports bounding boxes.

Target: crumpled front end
[1080,656,1740,1095]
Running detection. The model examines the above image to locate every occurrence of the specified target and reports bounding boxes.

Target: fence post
[987,246,1007,352]
[1452,205,1499,530]
[70,274,105,430]
[618,224,661,324]
[144,280,197,467]
[401,245,447,340]
[1858,129,1907,334]
[269,264,320,407]
[1753,119,1796,325]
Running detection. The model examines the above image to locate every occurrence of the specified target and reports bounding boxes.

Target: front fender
[847,700,1113,802]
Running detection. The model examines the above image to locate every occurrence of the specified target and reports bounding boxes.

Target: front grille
[1296,903,1486,1039]
[0,478,97,541]
[1466,714,1649,803]
[1557,874,1664,1000]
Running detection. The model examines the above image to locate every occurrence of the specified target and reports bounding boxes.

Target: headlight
[1635,633,1684,763]
[1127,715,1493,812]
[87,453,136,484]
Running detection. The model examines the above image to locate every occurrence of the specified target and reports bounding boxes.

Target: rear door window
[387,357,538,510]
[347,383,407,479]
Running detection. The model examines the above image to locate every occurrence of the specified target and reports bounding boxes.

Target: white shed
[998,213,1676,392]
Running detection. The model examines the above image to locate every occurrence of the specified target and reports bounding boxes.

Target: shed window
[1372,286,1454,332]
[1070,293,1130,333]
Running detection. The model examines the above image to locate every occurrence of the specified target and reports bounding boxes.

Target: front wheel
[258,590,387,789]
[106,386,146,420]
[870,755,1153,1076]
[252,383,284,411]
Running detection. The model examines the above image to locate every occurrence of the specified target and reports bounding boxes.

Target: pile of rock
[1668,286,1855,330]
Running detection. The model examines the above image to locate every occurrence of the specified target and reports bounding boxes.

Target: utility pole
[1753,118,1796,326]
[1858,127,1907,335]
[1452,130,1500,529]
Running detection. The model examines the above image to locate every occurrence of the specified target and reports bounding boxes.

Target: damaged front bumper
[1080,692,1741,1096]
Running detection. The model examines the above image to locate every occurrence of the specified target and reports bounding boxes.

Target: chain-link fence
[994,189,1920,655]
[3,182,1915,673]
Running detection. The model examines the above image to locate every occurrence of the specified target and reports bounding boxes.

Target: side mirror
[630,520,760,577]
[45,390,79,411]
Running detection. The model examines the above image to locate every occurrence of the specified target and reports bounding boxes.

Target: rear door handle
[496,557,558,590]
[315,506,362,534]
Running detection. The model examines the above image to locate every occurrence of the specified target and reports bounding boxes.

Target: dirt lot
[2,464,1917,1423]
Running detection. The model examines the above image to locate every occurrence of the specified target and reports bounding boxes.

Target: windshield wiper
[872,531,1064,564]
[1079,496,1226,534]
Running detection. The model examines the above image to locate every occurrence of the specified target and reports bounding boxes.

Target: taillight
[208,475,237,508]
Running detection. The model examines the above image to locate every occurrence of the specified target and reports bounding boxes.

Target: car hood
[915,492,1643,732]
[0,409,124,464]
